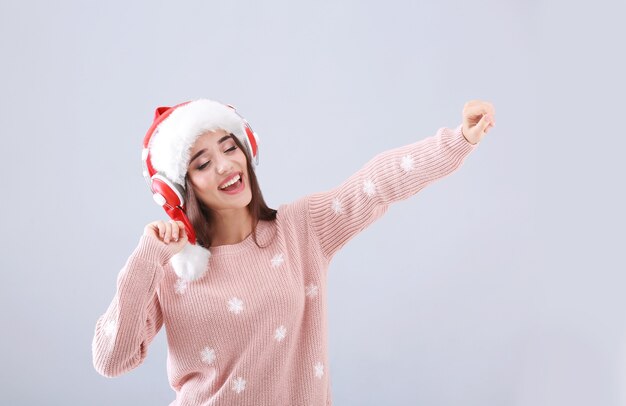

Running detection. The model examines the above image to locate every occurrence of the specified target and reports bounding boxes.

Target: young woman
[92,98,495,405]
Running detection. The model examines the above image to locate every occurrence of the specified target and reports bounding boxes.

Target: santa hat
[141,99,259,282]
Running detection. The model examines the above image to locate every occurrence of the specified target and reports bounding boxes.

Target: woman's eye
[197,147,237,170]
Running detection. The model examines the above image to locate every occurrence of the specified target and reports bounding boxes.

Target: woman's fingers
[144,219,188,246]
[166,220,187,243]
[478,114,493,133]
[464,101,496,125]
[164,221,172,243]
[175,221,187,239]
[156,222,165,238]
[170,220,179,241]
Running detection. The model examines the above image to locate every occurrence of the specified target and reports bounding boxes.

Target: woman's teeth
[219,174,241,190]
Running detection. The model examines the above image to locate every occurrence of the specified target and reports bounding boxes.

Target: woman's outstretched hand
[143,220,189,256]
[461,100,496,145]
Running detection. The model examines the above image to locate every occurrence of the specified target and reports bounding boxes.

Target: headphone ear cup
[149,174,198,244]
[243,124,259,167]
[151,174,186,208]
[225,104,259,167]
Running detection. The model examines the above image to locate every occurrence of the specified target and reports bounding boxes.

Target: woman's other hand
[461,100,496,145]
[143,220,188,255]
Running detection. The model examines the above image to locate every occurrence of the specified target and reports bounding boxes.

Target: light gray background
[1,0,624,404]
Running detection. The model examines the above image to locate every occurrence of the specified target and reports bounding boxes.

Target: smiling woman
[91,97,491,405]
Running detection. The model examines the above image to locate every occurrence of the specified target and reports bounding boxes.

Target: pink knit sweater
[92,124,478,405]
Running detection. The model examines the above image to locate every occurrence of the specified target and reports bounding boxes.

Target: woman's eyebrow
[189,134,234,165]
[217,134,233,144]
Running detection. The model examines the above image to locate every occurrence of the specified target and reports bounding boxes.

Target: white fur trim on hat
[170,242,211,281]
[150,99,248,186]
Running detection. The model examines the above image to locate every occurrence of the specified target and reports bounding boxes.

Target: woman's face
[187,129,252,213]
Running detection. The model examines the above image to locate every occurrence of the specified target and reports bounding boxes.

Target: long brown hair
[183,133,277,249]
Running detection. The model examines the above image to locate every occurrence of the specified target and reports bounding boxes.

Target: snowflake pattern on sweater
[227,297,244,314]
[231,377,247,394]
[92,124,478,405]
[361,178,376,197]
[274,325,287,342]
[305,284,319,298]
[271,253,285,267]
[331,198,343,215]
[174,277,188,295]
[314,361,325,379]
[200,347,216,365]
[103,319,117,338]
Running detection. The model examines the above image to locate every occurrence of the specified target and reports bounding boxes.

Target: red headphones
[141,101,260,245]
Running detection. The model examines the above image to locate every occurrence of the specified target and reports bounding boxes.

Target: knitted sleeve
[307,124,478,262]
[92,234,174,378]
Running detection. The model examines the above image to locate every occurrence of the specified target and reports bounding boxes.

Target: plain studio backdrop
[1,0,624,404]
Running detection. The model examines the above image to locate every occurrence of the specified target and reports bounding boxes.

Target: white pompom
[170,242,211,281]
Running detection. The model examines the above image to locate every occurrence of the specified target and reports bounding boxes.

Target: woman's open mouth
[218,173,244,194]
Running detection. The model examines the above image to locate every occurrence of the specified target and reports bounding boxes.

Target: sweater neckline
[208,219,271,256]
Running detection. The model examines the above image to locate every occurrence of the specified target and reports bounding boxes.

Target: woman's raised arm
[306,123,481,262]
[306,100,495,262]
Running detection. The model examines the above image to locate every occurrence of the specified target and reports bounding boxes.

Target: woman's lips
[219,175,244,194]
[218,172,241,190]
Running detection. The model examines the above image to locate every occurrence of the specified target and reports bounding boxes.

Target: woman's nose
[216,158,233,175]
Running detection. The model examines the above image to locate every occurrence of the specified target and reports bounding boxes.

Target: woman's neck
[210,207,254,247]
